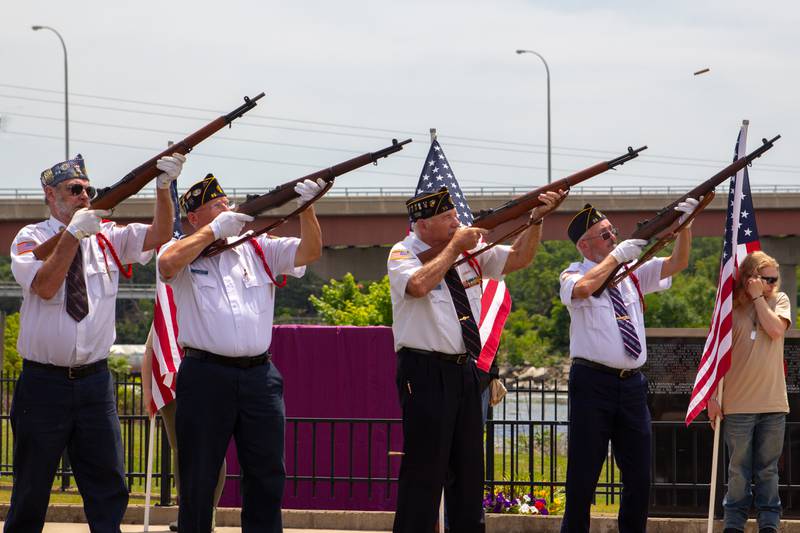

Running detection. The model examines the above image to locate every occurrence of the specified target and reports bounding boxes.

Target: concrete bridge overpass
[2,185,799,308]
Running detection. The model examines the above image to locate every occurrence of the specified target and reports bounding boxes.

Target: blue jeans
[722,412,786,531]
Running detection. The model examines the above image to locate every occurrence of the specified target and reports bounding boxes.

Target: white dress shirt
[11,216,152,366]
[388,232,510,354]
[159,235,305,357]
[559,257,671,369]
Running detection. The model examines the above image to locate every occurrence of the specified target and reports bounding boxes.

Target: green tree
[309,273,392,326]
[3,312,22,373]
[275,269,325,320]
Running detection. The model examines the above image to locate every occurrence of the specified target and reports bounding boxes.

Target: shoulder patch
[389,249,411,261]
[560,270,580,281]
[15,241,37,254]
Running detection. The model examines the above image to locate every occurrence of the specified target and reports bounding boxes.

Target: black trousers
[5,365,128,533]
[176,355,285,533]
[560,363,651,533]
[393,350,485,533]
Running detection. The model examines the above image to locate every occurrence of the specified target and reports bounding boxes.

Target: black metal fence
[2,370,797,516]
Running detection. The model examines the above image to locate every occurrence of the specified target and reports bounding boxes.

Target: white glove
[155,153,187,189]
[609,239,647,264]
[66,208,111,240]
[293,178,326,207]
[209,211,254,240]
[675,196,701,225]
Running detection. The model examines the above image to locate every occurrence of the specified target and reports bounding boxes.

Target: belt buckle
[68,366,78,380]
[456,354,466,365]
[619,369,631,379]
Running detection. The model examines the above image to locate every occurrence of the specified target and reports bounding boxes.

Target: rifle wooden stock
[592,134,781,297]
[234,138,412,217]
[32,92,266,260]
[416,145,648,264]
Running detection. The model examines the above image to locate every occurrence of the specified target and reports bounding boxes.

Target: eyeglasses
[759,275,779,285]
[583,227,619,241]
[65,184,97,199]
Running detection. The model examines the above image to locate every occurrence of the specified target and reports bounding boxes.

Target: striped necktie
[65,245,89,322]
[607,285,641,359]
[443,268,482,359]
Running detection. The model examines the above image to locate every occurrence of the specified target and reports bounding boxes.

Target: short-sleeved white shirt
[559,257,671,369]
[11,217,152,366]
[388,232,510,354]
[159,235,305,357]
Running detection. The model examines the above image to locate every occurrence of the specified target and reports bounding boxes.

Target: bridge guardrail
[1,185,799,200]
[0,282,156,299]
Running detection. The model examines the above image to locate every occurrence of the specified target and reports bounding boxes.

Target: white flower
[523,494,531,503]
[519,503,533,514]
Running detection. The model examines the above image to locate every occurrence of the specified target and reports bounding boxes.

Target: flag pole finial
[429,128,437,143]
[742,119,749,126]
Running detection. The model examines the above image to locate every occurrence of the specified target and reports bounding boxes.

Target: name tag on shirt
[190,268,209,275]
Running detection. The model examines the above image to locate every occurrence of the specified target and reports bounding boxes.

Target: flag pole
[430,126,446,533]
[143,413,157,532]
[706,379,724,533]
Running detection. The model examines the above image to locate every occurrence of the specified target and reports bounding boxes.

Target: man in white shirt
[8,152,184,533]
[157,174,323,533]
[388,186,562,533]
[558,201,697,533]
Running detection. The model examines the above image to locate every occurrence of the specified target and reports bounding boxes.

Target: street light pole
[515,49,551,184]
[32,25,69,160]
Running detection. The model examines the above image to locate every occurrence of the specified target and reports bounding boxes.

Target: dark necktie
[607,285,641,359]
[443,268,482,359]
[66,245,89,322]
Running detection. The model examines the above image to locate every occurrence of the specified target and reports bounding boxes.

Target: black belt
[185,348,271,369]
[572,357,640,379]
[399,347,474,365]
[23,359,108,380]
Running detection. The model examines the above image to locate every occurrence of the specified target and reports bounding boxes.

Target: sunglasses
[759,275,778,285]
[584,227,619,241]
[64,183,97,199]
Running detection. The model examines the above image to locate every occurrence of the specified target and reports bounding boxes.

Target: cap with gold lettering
[567,203,607,243]
[406,187,455,222]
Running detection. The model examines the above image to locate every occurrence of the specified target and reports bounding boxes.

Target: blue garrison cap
[40,154,89,188]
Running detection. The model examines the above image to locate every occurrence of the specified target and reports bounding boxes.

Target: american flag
[149,180,184,412]
[415,139,511,371]
[685,122,761,425]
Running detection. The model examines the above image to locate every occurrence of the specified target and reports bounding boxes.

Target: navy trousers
[393,350,485,533]
[175,356,285,533]
[560,363,651,533]
[5,365,128,533]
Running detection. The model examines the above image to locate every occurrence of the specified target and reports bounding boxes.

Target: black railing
[2,370,797,516]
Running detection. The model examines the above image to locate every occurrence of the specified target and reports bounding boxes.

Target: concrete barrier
[1,505,797,531]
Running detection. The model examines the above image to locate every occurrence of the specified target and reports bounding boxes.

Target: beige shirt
[722,292,791,415]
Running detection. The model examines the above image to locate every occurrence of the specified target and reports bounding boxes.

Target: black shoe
[759,529,777,533]
[723,529,743,533]
[169,521,178,532]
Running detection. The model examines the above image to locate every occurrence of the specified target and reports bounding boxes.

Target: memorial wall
[644,328,800,517]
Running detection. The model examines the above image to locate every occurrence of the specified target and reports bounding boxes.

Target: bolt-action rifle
[416,146,649,266]
[202,138,413,257]
[32,92,266,260]
[592,135,781,297]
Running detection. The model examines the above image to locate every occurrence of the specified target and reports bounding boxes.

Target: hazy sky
[2,0,798,196]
